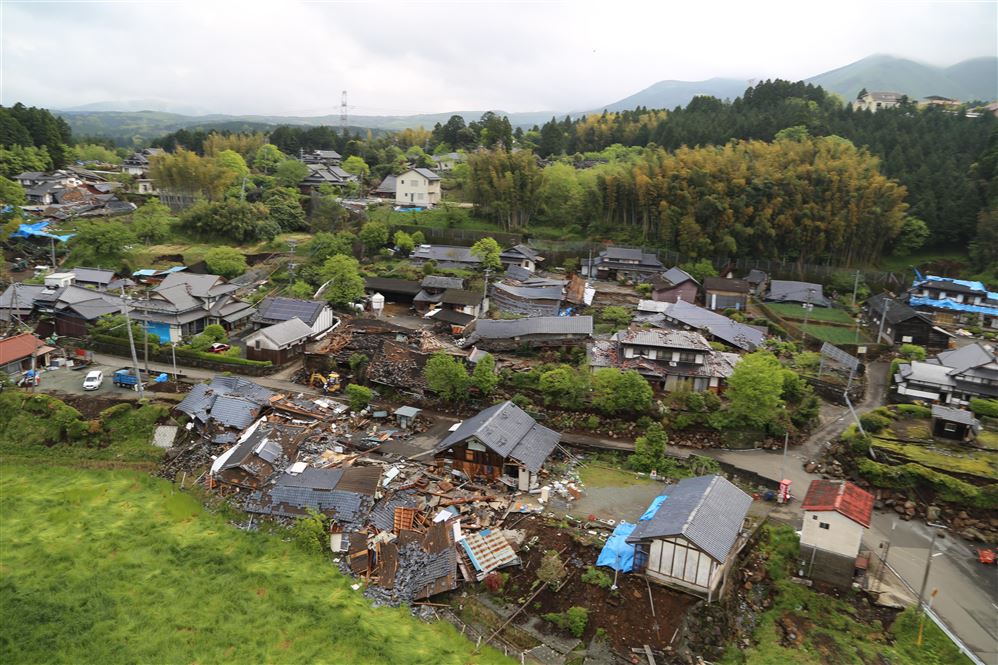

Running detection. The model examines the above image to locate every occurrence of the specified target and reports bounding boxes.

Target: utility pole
[801,287,815,344]
[917,530,941,616]
[171,342,178,383]
[851,270,861,308]
[877,297,891,344]
[780,430,789,481]
[50,236,56,270]
[120,288,144,399]
[480,267,491,319]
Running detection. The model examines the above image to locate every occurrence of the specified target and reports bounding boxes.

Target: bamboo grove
[466,135,909,267]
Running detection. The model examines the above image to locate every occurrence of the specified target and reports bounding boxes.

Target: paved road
[703,362,997,663]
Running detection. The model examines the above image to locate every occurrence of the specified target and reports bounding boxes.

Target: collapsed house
[634,299,765,351]
[175,375,276,443]
[490,277,565,317]
[432,400,560,490]
[210,419,305,489]
[591,327,740,392]
[583,247,664,282]
[460,316,593,351]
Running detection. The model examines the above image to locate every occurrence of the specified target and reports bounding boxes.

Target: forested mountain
[598,78,749,112]
[0,104,73,174]
[806,55,998,102]
[525,80,994,249]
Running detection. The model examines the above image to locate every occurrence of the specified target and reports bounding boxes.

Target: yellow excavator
[309,371,341,394]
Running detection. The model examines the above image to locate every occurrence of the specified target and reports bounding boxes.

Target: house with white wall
[395,168,441,207]
[800,479,874,587]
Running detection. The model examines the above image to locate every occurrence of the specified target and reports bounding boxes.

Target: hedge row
[969,398,998,419]
[857,458,998,509]
[88,335,271,368]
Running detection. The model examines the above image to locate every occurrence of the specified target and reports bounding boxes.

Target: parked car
[82,370,104,391]
[207,343,231,354]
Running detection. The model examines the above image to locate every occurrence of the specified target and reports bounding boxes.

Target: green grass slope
[0,465,508,665]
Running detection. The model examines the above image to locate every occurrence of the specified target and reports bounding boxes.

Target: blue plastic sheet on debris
[596,493,669,573]
[154,373,169,383]
[596,521,636,572]
[11,221,75,242]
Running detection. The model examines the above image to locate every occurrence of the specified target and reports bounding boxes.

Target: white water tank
[371,292,385,316]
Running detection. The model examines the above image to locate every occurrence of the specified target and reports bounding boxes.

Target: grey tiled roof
[766,280,831,307]
[435,400,560,472]
[867,293,923,325]
[504,265,532,282]
[614,327,713,351]
[651,300,765,351]
[175,376,275,429]
[661,267,696,286]
[492,282,563,301]
[369,491,419,532]
[931,405,978,425]
[71,267,115,285]
[467,316,593,340]
[440,289,482,306]
[627,475,751,562]
[411,246,480,265]
[421,275,465,290]
[249,317,313,348]
[281,467,345,490]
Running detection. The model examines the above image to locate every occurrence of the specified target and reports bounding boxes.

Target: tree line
[522,80,994,250]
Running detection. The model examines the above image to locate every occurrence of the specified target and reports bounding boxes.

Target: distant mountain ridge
[56,54,997,141]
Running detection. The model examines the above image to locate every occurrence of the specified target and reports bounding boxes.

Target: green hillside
[0,463,508,665]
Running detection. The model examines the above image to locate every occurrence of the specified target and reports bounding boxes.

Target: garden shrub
[970,398,998,418]
[580,566,612,589]
[543,607,589,638]
[859,412,891,433]
[895,404,931,418]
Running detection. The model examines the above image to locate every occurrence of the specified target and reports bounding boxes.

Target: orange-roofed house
[0,333,55,376]
[799,479,875,587]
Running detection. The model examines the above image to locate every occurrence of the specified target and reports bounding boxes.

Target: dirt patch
[491,516,696,655]
[55,394,135,419]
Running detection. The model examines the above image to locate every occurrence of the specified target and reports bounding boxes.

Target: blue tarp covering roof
[10,221,74,242]
[596,493,669,573]
[909,295,998,317]
[640,495,668,521]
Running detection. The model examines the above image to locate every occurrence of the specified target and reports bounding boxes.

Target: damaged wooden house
[432,400,561,490]
[175,375,276,444]
[209,419,305,489]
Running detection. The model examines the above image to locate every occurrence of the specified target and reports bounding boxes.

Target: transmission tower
[340,90,348,131]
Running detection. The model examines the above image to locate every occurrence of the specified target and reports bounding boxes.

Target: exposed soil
[56,394,135,419]
[494,515,696,656]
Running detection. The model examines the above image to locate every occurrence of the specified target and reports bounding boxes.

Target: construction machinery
[309,371,341,394]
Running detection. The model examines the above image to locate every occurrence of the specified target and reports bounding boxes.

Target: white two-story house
[395,168,441,207]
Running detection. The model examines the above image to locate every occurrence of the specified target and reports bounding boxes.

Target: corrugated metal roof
[931,405,978,426]
[421,275,465,290]
[627,475,752,563]
[766,280,831,307]
[801,479,874,528]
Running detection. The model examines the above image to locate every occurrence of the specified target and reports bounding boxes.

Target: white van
[83,370,104,391]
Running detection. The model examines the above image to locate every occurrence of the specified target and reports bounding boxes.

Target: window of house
[678,351,697,363]
[400,180,404,184]
[254,340,261,350]
[943,422,957,432]
[819,522,830,530]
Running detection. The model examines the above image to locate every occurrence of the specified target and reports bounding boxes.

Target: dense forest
[521,81,993,249]
[1,80,995,275]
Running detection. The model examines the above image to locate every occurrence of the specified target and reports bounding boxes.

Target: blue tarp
[909,295,998,317]
[596,493,669,573]
[154,373,169,383]
[639,494,668,521]
[596,521,636,572]
[10,221,75,243]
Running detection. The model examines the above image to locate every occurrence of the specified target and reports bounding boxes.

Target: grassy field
[578,463,656,489]
[976,428,998,451]
[767,303,856,324]
[802,323,870,345]
[871,437,998,481]
[719,524,971,665]
[0,464,509,665]
[132,232,312,267]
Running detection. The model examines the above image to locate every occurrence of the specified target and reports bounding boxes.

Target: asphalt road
[705,362,997,663]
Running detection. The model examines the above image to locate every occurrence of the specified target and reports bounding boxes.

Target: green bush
[510,393,532,409]
[895,404,931,418]
[585,414,601,430]
[345,384,373,412]
[899,343,926,361]
[969,398,998,418]
[172,347,272,367]
[859,412,891,433]
[580,566,613,589]
[542,607,589,638]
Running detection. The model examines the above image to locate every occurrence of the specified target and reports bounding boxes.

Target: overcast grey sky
[1,0,995,115]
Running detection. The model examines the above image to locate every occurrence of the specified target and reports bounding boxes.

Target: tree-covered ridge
[525,80,994,247]
[0,103,74,173]
[468,135,909,266]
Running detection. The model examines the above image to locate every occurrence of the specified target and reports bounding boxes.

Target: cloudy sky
[1,0,995,116]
